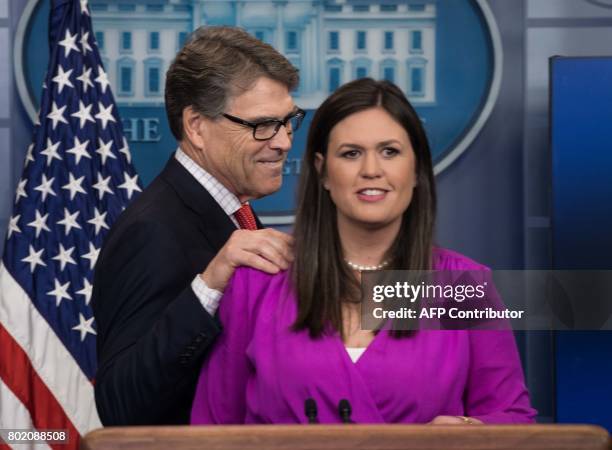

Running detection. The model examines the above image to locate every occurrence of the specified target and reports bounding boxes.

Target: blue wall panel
[551,56,612,431]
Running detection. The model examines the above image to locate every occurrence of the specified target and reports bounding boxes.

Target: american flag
[0,0,141,448]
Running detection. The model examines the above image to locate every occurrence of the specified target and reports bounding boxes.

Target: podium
[81,424,610,450]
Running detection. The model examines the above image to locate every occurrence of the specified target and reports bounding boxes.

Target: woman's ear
[314,152,324,174]
[182,106,207,150]
[314,153,329,190]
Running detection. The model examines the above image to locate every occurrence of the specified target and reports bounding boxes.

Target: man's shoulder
[101,176,199,255]
[107,176,180,237]
[123,175,182,220]
[116,162,218,229]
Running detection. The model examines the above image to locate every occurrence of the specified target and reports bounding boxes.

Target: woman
[191,79,536,425]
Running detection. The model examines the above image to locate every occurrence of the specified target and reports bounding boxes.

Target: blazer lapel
[159,156,237,253]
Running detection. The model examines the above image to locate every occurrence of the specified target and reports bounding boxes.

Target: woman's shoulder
[231,266,292,289]
[432,247,490,271]
[223,267,293,313]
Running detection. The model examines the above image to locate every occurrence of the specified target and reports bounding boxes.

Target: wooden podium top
[81,424,611,450]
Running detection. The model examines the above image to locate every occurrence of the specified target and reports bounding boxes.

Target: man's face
[201,77,296,202]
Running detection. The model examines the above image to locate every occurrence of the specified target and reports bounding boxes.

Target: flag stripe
[0,324,78,450]
[0,264,100,436]
[0,369,56,450]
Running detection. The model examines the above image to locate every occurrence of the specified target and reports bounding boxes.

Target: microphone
[304,398,319,424]
[338,399,353,423]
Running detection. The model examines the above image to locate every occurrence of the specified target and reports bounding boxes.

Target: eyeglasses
[222,108,306,141]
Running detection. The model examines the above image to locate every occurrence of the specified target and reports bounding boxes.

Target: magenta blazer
[191,248,536,424]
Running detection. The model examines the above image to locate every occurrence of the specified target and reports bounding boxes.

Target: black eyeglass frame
[222,108,306,141]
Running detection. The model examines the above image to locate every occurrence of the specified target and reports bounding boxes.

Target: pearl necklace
[345,259,390,272]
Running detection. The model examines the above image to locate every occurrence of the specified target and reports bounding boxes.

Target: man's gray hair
[165,26,300,140]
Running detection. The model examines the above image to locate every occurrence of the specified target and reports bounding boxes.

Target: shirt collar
[174,148,243,217]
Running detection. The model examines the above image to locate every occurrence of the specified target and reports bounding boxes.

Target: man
[91,26,303,425]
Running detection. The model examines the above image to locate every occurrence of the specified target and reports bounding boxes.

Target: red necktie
[234,204,257,230]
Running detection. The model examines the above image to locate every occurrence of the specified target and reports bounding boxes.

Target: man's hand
[200,229,294,291]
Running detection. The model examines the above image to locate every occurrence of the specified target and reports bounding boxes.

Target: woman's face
[317,107,417,230]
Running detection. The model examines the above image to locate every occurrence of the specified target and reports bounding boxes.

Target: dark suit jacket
[92,155,261,425]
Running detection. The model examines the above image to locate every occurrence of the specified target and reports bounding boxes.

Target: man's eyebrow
[247,115,280,123]
[248,108,299,123]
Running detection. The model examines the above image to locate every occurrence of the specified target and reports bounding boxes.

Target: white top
[345,347,367,363]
